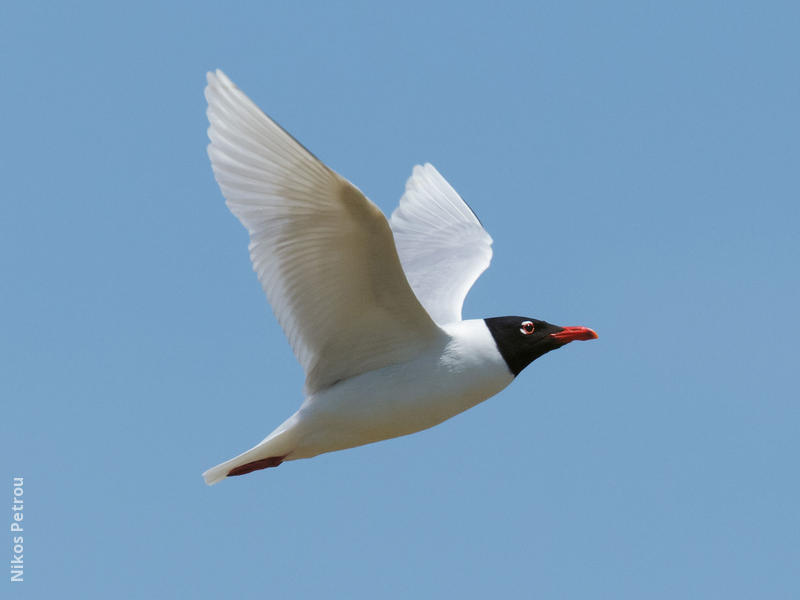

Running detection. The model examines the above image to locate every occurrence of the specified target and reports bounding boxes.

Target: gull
[202,70,597,485]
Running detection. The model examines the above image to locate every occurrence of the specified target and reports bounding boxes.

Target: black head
[484,316,598,376]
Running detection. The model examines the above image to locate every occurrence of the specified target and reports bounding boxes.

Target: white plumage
[202,70,596,485]
[207,70,440,395]
[391,163,494,325]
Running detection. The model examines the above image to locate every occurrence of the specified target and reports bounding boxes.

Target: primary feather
[205,70,442,394]
[390,164,493,325]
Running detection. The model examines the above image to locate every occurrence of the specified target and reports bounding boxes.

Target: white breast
[287,319,514,459]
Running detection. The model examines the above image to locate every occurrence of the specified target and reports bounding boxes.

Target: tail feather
[202,421,297,485]
[202,461,236,486]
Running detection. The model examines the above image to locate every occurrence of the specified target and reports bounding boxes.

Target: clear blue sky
[3,1,798,598]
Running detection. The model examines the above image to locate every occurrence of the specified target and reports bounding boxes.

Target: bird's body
[202,70,597,485]
[293,319,514,456]
[204,320,512,482]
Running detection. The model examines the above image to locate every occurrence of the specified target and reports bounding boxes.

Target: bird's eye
[520,321,535,335]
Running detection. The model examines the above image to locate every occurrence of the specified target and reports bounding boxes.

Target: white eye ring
[520,321,535,335]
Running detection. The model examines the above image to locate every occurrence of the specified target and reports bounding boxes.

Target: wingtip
[206,68,233,89]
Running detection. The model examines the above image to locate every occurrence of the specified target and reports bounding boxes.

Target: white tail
[202,418,298,485]
[202,460,237,486]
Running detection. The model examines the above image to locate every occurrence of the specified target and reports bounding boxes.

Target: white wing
[206,70,442,394]
[389,164,493,325]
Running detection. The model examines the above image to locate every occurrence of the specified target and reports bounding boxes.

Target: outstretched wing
[389,164,493,325]
[206,70,442,394]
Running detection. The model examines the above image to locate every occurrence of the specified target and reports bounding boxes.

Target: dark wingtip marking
[227,455,288,477]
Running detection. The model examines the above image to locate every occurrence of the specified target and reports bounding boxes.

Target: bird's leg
[227,455,288,477]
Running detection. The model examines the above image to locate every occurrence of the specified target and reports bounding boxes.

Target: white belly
[286,320,514,460]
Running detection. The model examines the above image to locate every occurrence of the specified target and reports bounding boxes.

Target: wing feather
[390,164,493,325]
[206,71,442,394]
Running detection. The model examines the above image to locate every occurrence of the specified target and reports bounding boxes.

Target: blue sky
[3,1,799,598]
